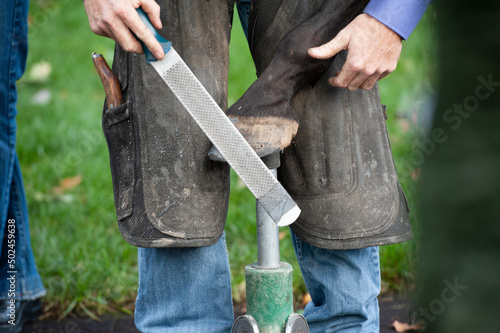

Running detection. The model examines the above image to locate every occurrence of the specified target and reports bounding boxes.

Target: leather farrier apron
[102,0,412,249]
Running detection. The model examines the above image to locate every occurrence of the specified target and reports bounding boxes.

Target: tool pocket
[102,102,135,221]
[99,43,230,248]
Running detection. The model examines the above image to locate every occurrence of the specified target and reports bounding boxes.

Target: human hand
[84,0,165,59]
[308,13,402,91]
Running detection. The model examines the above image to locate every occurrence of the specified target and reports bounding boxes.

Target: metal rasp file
[136,8,300,226]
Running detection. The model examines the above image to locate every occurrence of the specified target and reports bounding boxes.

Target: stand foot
[285,314,309,333]
[232,315,260,333]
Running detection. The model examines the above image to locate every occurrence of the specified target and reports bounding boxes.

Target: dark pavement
[20,295,416,333]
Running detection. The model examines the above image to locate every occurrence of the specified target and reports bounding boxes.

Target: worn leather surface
[104,0,412,249]
[249,0,413,249]
[103,0,233,247]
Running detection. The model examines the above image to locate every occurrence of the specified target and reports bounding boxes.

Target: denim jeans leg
[0,0,45,301]
[135,232,234,333]
[0,157,46,300]
[291,230,380,333]
[236,0,251,40]
[0,0,27,220]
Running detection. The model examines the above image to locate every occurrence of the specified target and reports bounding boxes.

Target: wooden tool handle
[92,53,123,109]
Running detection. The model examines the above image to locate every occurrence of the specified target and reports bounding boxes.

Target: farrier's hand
[308,13,402,91]
[84,0,165,59]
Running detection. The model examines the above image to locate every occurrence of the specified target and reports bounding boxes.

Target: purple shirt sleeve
[363,0,432,40]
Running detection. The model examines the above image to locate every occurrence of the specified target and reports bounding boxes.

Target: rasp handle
[136,8,171,63]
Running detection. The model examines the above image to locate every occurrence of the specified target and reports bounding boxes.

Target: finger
[104,29,118,45]
[346,72,371,91]
[140,0,163,30]
[84,5,112,38]
[90,25,111,39]
[111,19,145,54]
[308,32,348,60]
[377,71,390,81]
[329,68,357,88]
[359,74,380,90]
[328,55,359,88]
[122,9,165,59]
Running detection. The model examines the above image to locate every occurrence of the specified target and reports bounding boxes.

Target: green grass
[377,8,437,293]
[16,0,435,318]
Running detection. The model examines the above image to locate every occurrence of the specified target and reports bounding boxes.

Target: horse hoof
[208,116,298,162]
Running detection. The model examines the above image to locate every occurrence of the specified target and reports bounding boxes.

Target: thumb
[308,32,348,60]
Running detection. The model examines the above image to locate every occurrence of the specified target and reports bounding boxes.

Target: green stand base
[232,261,309,333]
[246,262,293,333]
[232,159,308,333]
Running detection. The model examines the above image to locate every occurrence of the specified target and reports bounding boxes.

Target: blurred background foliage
[16,0,436,319]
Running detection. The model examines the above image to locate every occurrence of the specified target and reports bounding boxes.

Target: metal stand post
[256,168,281,268]
[232,153,309,333]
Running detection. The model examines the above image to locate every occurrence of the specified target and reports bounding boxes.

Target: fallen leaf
[53,175,82,195]
[28,60,52,82]
[279,231,287,240]
[411,168,421,181]
[31,88,51,105]
[232,282,246,304]
[392,320,424,332]
[399,119,410,133]
[300,293,311,308]
[57,194,75,203]
[380,280,390,294]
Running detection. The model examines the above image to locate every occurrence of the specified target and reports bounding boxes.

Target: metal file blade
[137,9,300,226]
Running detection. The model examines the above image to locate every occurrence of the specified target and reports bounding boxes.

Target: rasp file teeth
[151,49,300,225]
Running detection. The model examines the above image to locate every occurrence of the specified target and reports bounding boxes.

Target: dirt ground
[21,295,417,333]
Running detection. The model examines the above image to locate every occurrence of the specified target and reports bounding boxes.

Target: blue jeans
[135,232,380,333]
[135,233,234,333]
[292,232,380,332]
[0,0,45,301]
[236,0,251,40]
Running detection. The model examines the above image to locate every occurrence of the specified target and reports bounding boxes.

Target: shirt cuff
[363,0,431,40]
